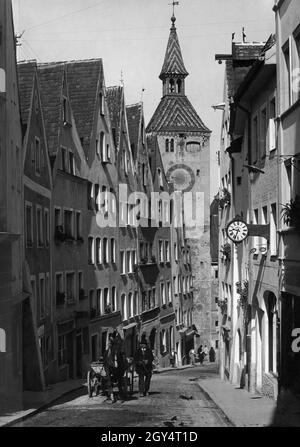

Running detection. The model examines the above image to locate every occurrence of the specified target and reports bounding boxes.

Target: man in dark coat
[134,336,154,396]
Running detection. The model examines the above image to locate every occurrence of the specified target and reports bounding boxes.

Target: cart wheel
[87,370,93,398]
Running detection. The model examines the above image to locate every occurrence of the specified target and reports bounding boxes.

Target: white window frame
[120,250,126,274]
[111,238,116,263]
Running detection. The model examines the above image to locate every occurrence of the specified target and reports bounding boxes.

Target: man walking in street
[134,335,154,397]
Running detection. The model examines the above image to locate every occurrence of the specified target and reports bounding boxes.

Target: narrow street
[13,365,232,427]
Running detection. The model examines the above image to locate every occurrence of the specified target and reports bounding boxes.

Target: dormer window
[170,139,174,152]
[169,79,175,93]
[99,92,104,115]
[166,139,169,152]
[177,79,182,94]
[100,132,106,162]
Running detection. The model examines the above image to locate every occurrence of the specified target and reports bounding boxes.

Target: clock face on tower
[226,218,249,243]
[166,164,195,193]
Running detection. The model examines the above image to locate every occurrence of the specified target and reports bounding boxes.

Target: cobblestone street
[13,365,232,427]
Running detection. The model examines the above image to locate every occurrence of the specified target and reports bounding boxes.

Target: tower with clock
[146,8,212,345]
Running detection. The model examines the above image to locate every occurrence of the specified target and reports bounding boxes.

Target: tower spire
[169,1,179,27]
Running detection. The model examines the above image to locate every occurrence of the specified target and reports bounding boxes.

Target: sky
[11,0,275,200]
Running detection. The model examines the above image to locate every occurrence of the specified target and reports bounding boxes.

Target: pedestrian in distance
[203,344,209,362]
[134,335,154,397]
[198,345,205,365]
[209,346,216,363]
[189,348,196,366]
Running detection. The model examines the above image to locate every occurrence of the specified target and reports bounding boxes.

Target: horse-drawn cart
[86,334,135,400]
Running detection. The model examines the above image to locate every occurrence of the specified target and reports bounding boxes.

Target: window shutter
[268,118,276,152]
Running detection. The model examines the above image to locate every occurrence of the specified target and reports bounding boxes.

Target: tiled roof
[17,61,37,126]
[106,86,123,148]
[126,103,142,161]
[146,94,210,133]
[37,63,65,155]
[66,59,103,156]
[160,19,188,79]
[147,135,169,192]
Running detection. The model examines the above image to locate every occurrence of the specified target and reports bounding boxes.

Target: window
[96,289,102,315]
[215,269,219,279]
[269,98,276,152]
[166,139,169,152]
[260,108,267,159]
[106,144,110,161]
[78,272,83,298]
[104,288,109,312]
[132,250,136,269]
[161,283,166,305]
[110,188,116,214]
[159,240,163,262]
[103,238,108,263]
[294,31,300,101]
[215,320,219,327]
[111,287,116,312]
[88,237,95,264]
[94,184,100,211]
[62,96,68,123]
[170,139,174,152]
[99,92,104,114]
[215,340,219,349]
[124,151,128,174]
[215,297,218,304]
[44,209,49,247]
[66,272,75,303]
[55,207,61,231]
[88,182,94,210]
[100,132,105,161]
[64,210,73,238]
[177,79,182,94]
[96,137,100,156]
[174,243,178,261]
[127,251,132,273]
[167,282,171,303]
[165,241,170,262]
[69,151,75,175]
[25,203,33,246]
[58,335,67,366]
[169,79,175,93]
[152,288,156,308]
[101,186,108,213]
[61,147,67,172]
[161,329,167,353]
[39,275,45,319]
[111,239,116,263]
[120,251,126,274]
[96,238,101,264]
[121,294,127,320]
[128,293,133,317]
[270,203,277,256]
[36,206,43,247]
[56,273,64,306]
[35,137,41,174]
[75,211,81,239]
[252,116,259,163]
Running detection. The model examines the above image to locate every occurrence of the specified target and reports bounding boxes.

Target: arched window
[165,139,169,152]
[177,79,182,94]
[170,139,174,152]
[134,291,139,316]
[169,79,175,93]
[157,169,163,188]
[0,328,6,352]
[121,293,127,321]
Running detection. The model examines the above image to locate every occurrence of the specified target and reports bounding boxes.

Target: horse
[103,336,128,401]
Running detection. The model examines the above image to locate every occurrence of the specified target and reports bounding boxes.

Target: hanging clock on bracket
[166,163,195,193]
[226,217,249,244]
